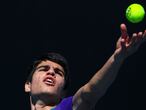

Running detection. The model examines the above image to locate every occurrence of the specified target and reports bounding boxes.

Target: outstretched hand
[115,23,146,59]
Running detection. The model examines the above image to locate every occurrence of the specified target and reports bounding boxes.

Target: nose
[46,67,56,77]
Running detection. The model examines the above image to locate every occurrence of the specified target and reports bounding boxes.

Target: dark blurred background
[1,0,146,110]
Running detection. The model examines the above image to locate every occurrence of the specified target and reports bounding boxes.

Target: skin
[25,23,146,110]
[25,60,66,110]
[72,24,146,110]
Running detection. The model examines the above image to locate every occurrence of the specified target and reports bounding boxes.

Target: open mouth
[43,77,55,86]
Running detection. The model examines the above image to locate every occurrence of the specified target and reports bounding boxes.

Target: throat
[34,106,56,110]
[50,107,55,110]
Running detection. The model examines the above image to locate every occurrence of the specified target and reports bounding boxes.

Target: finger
[137,32,143,41]
[120,38,126,50]
[129,33,137,46]
[135,32,143,48]
[139,30,146,43]
[138,32,143,37]
[126,36,130,44]
[143,30,146,41]
[120,23,128,40]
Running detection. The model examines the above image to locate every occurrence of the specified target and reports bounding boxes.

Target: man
[25,24,146,110]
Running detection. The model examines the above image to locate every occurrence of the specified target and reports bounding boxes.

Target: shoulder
[55,96,73,110]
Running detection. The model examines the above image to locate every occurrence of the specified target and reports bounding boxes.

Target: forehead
[36,60,64,71]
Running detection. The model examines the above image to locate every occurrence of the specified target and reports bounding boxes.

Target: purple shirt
[55,96,73,110]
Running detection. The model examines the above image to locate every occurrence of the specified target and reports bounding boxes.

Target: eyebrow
[36,65,65,74]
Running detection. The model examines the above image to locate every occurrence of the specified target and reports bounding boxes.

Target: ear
[25,81,31,92]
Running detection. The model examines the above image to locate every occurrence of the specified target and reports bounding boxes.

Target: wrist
[113,51,125,64]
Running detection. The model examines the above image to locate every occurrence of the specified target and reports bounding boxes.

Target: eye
[54,68,64,76]
[39,68,47,71]
[38,66,50,71]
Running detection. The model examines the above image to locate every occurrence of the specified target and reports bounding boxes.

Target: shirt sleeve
[55,96,73,110]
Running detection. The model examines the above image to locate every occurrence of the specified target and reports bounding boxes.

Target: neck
[31,100,56,110]
[30,96,61,110]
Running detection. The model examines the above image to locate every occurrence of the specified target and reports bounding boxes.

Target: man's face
[26,60,65,98]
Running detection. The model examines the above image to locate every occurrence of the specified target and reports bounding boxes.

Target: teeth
[46,79,53,83]
[44,78,55,86]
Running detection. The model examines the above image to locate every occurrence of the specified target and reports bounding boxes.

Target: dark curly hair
[26,52,70,90]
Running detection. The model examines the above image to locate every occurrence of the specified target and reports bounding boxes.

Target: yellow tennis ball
[126,3,145,23]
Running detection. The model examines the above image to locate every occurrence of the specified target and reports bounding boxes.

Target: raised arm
[72,24,146,110]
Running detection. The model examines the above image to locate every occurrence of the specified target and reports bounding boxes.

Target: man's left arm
[72,24,146,110]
